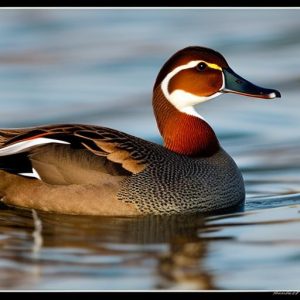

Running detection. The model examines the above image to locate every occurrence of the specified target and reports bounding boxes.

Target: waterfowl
[0,46,280,216]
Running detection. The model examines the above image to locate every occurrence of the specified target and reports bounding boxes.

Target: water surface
[0,9,300,290]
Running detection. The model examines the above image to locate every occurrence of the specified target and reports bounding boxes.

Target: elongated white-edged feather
[32,167,42,180]
[0,137,69,157]
[19,168,42,180]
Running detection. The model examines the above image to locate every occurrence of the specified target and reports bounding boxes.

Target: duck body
[0,123,244,215]
[0,46,280,216]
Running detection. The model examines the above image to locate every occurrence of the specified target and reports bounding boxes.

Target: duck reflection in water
[0,206,233,289]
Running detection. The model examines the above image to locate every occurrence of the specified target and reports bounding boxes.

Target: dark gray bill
[222,67,281,99]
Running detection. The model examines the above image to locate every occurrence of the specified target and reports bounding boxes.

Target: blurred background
[0,9,299,145]
[0,9,300,290]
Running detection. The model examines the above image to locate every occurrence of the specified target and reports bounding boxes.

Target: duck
[0,46,280,216]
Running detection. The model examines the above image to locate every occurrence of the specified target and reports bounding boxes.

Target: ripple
[0,9,300,290]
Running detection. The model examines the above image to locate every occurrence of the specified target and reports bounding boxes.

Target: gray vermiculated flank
[118,145,245,215]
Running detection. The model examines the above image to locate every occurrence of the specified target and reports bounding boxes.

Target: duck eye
[196,62,207,71]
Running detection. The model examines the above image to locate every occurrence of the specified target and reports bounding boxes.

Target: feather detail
[0,124,152,176]
[0,137,69,156]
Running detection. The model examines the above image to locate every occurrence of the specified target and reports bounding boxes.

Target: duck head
[152,46,281,157]
[154,46,280,109]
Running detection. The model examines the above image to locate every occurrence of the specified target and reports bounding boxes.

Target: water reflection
[45,212,217,289]
[157,238,215,289]
[1,202,300,289]
[0,206,218,289]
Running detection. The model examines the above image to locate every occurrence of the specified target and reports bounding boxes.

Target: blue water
[0,9,300,290]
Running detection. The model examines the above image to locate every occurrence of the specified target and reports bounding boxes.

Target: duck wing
[0,124,160,185]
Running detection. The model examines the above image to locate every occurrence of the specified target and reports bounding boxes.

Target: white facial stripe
[161,60,225,118]
[0,137,69,156]
[168,89,223,109]
[161,60,202,99]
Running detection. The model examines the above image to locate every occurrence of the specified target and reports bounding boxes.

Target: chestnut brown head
[154,46,281,114]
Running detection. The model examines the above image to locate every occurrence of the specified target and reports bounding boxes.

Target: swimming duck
[0,46,280,216]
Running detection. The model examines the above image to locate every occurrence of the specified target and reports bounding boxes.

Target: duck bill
[222,67,281,99]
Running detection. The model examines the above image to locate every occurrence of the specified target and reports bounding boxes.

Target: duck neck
[152,86,220,157]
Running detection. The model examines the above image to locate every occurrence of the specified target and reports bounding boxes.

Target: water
[0,9,300,290]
